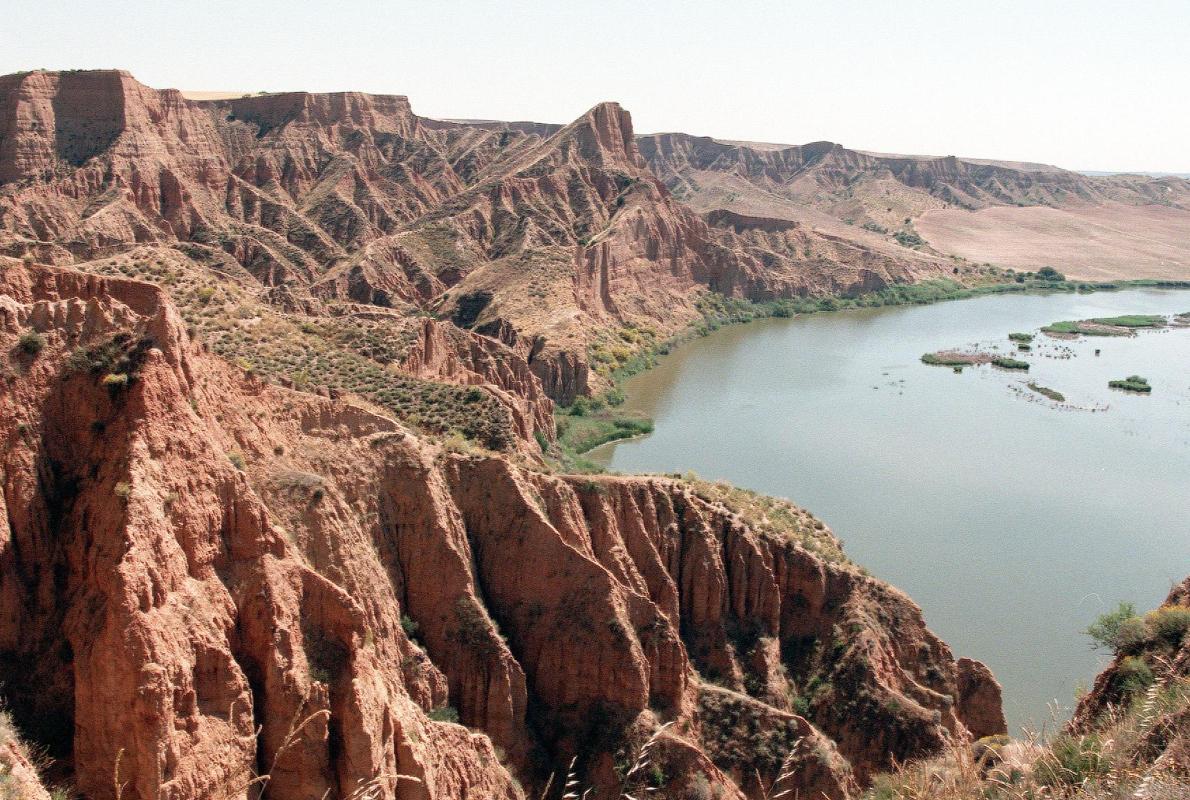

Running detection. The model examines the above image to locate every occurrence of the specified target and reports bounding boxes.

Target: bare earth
[916,203,1190,280]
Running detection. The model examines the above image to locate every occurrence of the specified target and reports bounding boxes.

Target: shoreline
[555,277,1190,469]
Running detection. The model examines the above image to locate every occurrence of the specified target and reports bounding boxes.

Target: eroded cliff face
[0,262,1003,799]
[0,70,964,407]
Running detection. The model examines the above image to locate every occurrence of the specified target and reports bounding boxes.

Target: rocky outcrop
[0,262,1001,799]
[400,317,554,445]
[954,658,1007,740]
[0,262,521,800]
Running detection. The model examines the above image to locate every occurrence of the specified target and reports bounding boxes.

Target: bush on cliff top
[1086,602,1144,654]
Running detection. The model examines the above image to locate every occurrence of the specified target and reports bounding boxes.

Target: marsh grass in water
[992,356,1030,371]
[1108,375,1151,393]
[1026,383,1065,402]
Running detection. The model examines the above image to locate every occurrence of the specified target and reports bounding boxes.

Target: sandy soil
[916,203,1190,280]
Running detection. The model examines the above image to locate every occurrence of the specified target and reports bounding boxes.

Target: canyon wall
[0,261,1002,798]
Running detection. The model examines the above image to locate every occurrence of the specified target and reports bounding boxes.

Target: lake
[590,289,1190,733]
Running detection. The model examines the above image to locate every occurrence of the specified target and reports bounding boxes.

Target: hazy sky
[5,0,1187,172]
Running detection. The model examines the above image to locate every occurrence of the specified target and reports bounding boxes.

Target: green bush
[1114,655,1154,696]
[1036,266,1066,282]
[18,330,45,355]
[1086,602,1141,653]
[1034,734,1106,787]
[1145,605,1190,647]
[400,614,420,639]
[569,396,591,416]
[428,705,459,723]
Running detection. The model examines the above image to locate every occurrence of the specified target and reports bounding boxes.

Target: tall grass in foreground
[863,665,1189,800]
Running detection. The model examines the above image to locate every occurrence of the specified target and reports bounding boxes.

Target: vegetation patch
[991,356,1029,371]
[1026,382,1064,402]
[1043,315,1165,337]
[696,687,804,777]
[1008,332,1034,343]
[1089,314,1166,328]
[1085,601,1188,655]
[921,351,992,367]
[17,330,45,356]
[681,476,847,563]
[81,250,519,451]
[1108,375,1151,393]
[554,396,654,469]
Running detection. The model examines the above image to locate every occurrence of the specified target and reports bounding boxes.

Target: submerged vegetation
[1027,383,1065,402]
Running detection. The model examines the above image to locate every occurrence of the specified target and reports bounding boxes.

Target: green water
[590,290,1190,734]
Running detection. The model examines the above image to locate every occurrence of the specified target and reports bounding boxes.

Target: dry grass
[681,475,849,564]
[863,667,1190,800]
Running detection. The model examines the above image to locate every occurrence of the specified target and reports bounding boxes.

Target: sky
[4,0,1187,173]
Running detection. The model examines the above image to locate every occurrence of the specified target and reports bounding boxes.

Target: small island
[1027,382,1065,402]
[920,350,993,367]
[1008,332,1034,343]
[1042,314,1166,337]
[992,356,1030,371]
[1108,375,1152,393]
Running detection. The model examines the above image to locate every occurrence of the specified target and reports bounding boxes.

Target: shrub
[428,705,459,723]
[1034,734,1106,786]
[227,452,246,470]
[1145,605,1190,647]
[569,396,591,416]
[114,481,132,500]
[18,330,45,356]
[1086,602,1141,653]
[102,372,130,391]
[1114,655,1154,696]
[1036,266,1066,282]
[400,614,420,640]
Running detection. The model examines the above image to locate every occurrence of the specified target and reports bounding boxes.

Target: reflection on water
[591,290,1190,733]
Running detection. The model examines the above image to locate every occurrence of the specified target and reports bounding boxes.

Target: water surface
[591,290,1190,733]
